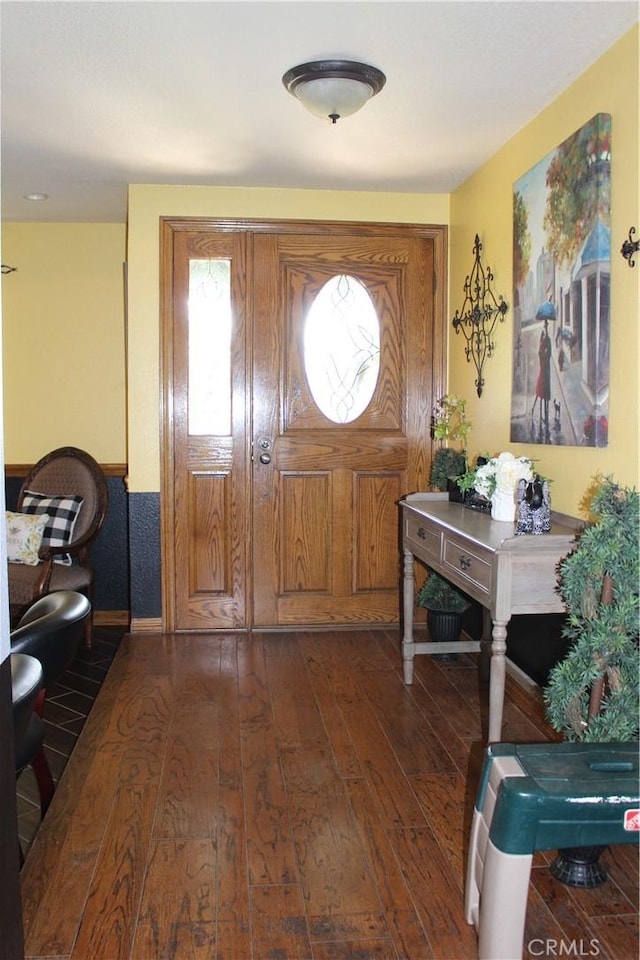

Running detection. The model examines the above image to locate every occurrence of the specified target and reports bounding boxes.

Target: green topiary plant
[543,476,639,742]
[430,447,467,491]
[417,571,471,613]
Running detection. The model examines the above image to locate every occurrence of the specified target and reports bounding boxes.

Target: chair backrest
[11,653,43,753]
[17,446,108,549]
[10,591,91,689]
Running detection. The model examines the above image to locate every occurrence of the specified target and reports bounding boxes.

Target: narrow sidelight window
[188,259,231,435]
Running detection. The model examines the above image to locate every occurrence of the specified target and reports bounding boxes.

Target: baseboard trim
[130,617,163,633]
[94,610,130,627]
[505,656,540,694]
[125,621,403,635]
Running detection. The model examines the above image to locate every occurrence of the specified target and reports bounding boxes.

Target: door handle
[255,437,272,465]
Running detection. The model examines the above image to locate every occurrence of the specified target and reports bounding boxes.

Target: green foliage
[455,454,492,494]
[513,190,531,287]
[544,476,639,742]
[455,468,482,494]
[416,572,470,613]
[543,114,611,268]
[431,394,472,455]
[430,448,466,491]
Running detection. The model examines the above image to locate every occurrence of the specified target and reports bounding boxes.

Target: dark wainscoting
[462,600,568,686]
[128,491,161,620]
[504,612,569,686]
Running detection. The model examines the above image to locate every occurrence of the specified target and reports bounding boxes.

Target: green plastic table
[465,741,640,960]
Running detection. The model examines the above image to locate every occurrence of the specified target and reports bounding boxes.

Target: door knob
[255,437,272,464]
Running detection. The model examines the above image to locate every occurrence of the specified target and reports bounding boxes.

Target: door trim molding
[160,219,177,631]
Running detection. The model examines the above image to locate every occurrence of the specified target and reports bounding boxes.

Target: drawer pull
[459,555,472,570]
[417,527,427,539]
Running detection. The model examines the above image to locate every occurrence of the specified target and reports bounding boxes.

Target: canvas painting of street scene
[510,113,611,447]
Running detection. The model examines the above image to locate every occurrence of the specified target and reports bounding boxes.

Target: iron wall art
[620,226,638,267]
[451,234,509,398]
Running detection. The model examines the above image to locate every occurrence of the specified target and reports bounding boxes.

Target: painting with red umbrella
[510,113,610,447]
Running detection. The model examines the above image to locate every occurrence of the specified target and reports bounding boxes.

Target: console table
[400,493,579,741]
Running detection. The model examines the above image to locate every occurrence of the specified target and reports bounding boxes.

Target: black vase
[427,609,463,644]
[446,478,465,503]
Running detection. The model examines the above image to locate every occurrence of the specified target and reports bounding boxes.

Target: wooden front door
[161,219,445,631]
[252,230,437,626]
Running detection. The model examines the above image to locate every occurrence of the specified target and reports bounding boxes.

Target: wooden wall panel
[190,471,228,595]
[280,475,329,593]
[355,474,402,591]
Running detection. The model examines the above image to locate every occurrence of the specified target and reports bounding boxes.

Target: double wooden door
[161,219,446,631]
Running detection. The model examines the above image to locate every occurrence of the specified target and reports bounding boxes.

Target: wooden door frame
[160,217,447,632]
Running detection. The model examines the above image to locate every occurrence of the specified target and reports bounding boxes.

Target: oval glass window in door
[303,274,380,423]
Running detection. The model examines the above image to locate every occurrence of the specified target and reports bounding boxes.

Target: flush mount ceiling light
[282,60,386,124]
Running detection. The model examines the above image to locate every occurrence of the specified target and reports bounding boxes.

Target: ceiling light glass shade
[283,60,386,123]
[294,76,374,120]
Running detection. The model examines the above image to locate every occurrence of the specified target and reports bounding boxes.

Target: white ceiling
[1,0,637,222]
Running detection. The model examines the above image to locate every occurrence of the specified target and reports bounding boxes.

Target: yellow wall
[449,26,639,515]
[126,186,450,491]
[1,223,127,463]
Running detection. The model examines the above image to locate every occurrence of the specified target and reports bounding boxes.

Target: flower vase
[490,490,515,522]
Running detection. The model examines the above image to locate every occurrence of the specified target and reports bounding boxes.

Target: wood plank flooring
[19,630,639,960]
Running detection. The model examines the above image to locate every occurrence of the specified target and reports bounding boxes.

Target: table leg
[488,619,508,742]
[402,548,415,684]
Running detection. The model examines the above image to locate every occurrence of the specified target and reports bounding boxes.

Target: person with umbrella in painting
[531,300,556,432]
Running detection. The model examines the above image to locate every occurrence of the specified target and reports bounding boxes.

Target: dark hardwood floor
[19,630,639,960]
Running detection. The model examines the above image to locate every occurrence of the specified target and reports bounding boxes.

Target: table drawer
[405,514,441,563]
[442,534,493,597]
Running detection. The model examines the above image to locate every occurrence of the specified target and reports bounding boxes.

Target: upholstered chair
[7,446,108,646]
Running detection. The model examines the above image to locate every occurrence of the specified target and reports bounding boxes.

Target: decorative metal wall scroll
[451,234,508,398]
[620,227,638,267]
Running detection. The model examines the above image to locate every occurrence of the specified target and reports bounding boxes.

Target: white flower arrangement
[472,452,534,499]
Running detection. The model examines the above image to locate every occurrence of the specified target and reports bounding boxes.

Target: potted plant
[430,447,467,492]
[417,570,471,644]
[430,394,472,497]
[543,475,639,886]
